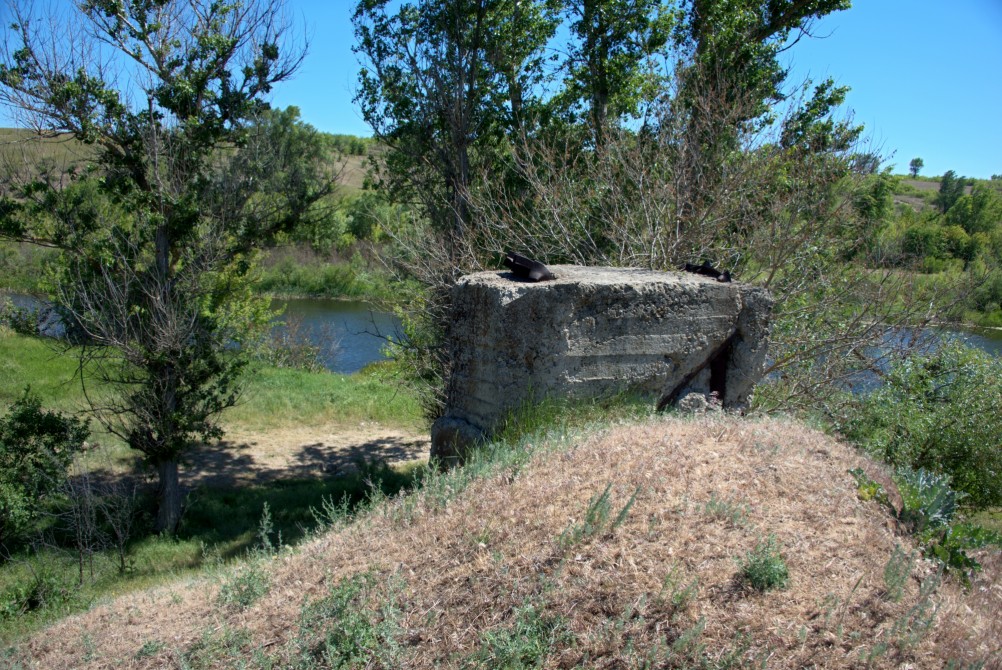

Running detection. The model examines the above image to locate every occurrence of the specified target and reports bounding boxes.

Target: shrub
[895,468,959,534]
[0,299,41,336]
[739,536,789,592]
[837,342,1002,507]
[0,390,89,550]
[849,466,1002,584]
[294,573,400,669]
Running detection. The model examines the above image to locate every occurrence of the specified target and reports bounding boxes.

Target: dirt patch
[185,422,430,488]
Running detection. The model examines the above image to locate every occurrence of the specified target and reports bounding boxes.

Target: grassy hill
[0,127,372,193]
[9,415,999,668]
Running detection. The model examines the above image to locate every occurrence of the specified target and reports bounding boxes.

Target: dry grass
[10,416,1000,668]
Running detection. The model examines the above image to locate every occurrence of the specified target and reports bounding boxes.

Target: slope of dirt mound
[13,416,1000,668]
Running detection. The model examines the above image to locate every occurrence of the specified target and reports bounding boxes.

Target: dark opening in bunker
[657,333,737,411]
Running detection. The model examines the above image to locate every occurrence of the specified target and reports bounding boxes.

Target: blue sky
[269,0,1002,179]
[3,1,1001,178]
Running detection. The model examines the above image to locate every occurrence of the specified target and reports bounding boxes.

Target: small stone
[678,392,710,413]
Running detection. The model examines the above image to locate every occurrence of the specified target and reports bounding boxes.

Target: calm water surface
[3,292,401,374]
[272,298,401,373]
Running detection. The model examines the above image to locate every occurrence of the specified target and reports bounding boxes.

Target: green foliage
[0,242,53,294]
[0,559,77,619]
[837,341,1002,507]
[0,299,40,337]
[848,465,1001,585]
[0,0,319,533]
[895,468,959,534]
[935,170,967,214]
[847,468,890,507]
[703,493,749,527]
[909,157,924,178]
[882,545,916,602]
[463,603,571,669]
[556,0,672,134]
[0,390,88,549]
[738,536,789,592]
[325,134,372,156]
[293,573,400,669]
[945,183,1002,235]
[217,562,270,610]
[257,251,400,301]
[216,503,280,610]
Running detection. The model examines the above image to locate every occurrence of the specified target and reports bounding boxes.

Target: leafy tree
[353,0,560,265]
[0,390,89,552]
[909,157,924,177]
[358,0,926,421]
[0,1,324,532]
[945,183,1002,236]
[935,170,966,214]
[555,0,671,147]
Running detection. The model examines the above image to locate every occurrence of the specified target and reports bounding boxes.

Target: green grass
[256,251,406,302]
[0,242,55,294]
[965,509,1002,535]
[0,328,425,640]
[0,330,88,412]
[0,330,423,433]
[228,360,422,432]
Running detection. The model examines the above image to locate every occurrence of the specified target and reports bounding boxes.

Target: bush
[738,536,789,592]
[0,299,41,336]
[837,342,1002,507]
[0,390,89,550]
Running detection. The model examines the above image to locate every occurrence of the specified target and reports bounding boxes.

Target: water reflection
[271,298,401,373]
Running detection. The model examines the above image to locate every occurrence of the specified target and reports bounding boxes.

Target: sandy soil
[183,422,430,488]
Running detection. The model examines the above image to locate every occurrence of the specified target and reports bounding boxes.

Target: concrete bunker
[431,265,773,463]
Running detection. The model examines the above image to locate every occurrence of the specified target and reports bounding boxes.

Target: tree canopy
[0,0,328,532]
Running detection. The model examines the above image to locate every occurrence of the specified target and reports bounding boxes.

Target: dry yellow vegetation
[11,416,1001,668]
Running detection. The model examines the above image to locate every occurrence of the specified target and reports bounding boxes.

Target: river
[270,297,401,373]
[2,292,402,374]
[3,292,1000,373]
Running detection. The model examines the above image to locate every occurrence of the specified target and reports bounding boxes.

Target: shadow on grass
[183,434,429,487]
[0,457,424,641]
[178,458,423,559]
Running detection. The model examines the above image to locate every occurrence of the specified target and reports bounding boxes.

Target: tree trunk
[154,458,182,534]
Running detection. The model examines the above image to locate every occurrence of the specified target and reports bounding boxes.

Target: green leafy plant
[895,467,960,533]
[838,343,1002,508]
[463,603,571,669]
[0,299,40,336]
[703,493,749,526]
[739,536,790,592]
[847,468,890,506]
[294,573,400,669]
[0,389,89,550]
[891,468,1001,585]
[217,564,270,611]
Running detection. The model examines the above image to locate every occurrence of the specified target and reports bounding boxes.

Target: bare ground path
[182,422,430,488]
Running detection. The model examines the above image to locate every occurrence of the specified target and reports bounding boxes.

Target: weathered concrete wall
[431,265,773,463]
